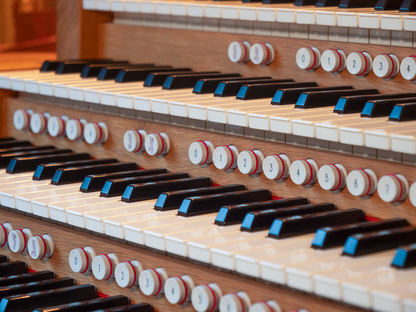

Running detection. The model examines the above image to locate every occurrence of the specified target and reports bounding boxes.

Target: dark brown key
[389,103,416,121]
[237,82,317,100]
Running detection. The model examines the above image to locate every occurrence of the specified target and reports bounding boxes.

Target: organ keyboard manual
[1,0,416,311]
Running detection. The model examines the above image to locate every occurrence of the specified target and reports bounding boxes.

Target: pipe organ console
[1,0,416,311]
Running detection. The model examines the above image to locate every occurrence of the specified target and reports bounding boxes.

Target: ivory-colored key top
[364,123,416,150]
[373,280,416,312]
[0,181,54,208]
[391,130,416,154]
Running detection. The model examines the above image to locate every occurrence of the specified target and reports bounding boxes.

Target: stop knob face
[13,110,31,131]
[8,228,32,253]
[347,169,377,197]
[92,253,119,280]
[145,133,170,156]
[296,47,321,70]
[192,284,222,312]
[228,41,251,63]
[48,116,67,137]
[124,130,147,153]
[250,43,275,65]
[139,268,169,296]
[66,119,86,141]
[347,51,373,75]
[30,113,48,134]
[69,247,96,273]
[28,234,54,260]
[84,122,109,145]
[115,260,143,288]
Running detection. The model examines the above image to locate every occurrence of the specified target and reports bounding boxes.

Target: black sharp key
[391,244,416,268]
[237,82,318,100]
[0,149,69,168]
[312,218,409,249]
[215,197,310,226]
[143,69,199,87]
[6,152,88,174]
[115,67,175,83]
[343,226,416,256]
[163,73,237,90]
[51,162,137,185]
[0,277,76,300]
[214,78,285,97]
[193,75,248,94]
[178,189,271,217]
[0,271,56,288]
[80,62,132,78]
[55,60,113,74]
[389,103,416,121]
[0,257,6,264]
[101,172,189,197]
[0,146,55,156]
[0,284,97,311]
[0,262,27,277]
[339,0,376,8]
[241,202,335,232]
[361,97,416,117]
[295,89,379,108]
[295,0,317,5]
[92,303,154,312]
[81,168,168,193]
[262,0,294,4]
[0,141,31,150]
[315,0,341,6]
[34,295,130,312]
[375,0,404,10]
[40,59,112,72]
[242,0,262,3]
[0,139,14,143]
[269,208,366,239]
[400,0,416,11]
[33,158,118,181]
[272,86,353,105]
[122,177,212,203]
[334,93,416,114]
[97,65,159,81]
[155,184,247,211]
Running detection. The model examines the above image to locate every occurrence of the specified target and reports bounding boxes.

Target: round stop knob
[66,119,87,141]
[249,301,282,312]
[192,283,223,312]
[347,169,377,197]
[400,56,416,81]
[290,159,318,185]
[28,234,54,260]
[145,133,170,156]
[377,174,409,203]
[321,49,346,73]
[13,109,32,131]
[373,53,400,78]
[250,43,275,65]
[115,260,143,288]
[189,141,214,165]
[263,154,291,180]
[69,247,96,273]
[0,222,13,247]
[296,47,321,70]
[347,51,373,75]
[165,275,195,304]
[84,122,109,145]
[124,130,147,153]
[228,41,251,63]
[220,292,251,312]
[237,150,264,175]
[318,163,347,191]
[30,113,49,134]
[139,268,169,296]
[48,116,68,138]
[8,228,32,253]
[213,145,239,170]
[92,253,119,280]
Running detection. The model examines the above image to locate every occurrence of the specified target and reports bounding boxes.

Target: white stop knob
[139,268,169,296]
[92,253,119,280]
[220,292,251,312]
[47,116,68,138]
[0,223,12,248]
[8,228,32,253]
[321,49,346,73]
[296,47,321,70]
[373,54,400,78]
[145,133,170,156]
[192,283,223,312]
[124,130,147,153]
[290,159,318,185]
[409,182,416,208]
[263,154,290,180]
[347,169,377,197]
[400,56,416,81]
[165,275,195,304]
[30,113,48,134]
[237,150,264,175]
[13,110,32,131]
[69,247,96,273]
[189,141,214,165]
[347,51,372,75]
[84,122,108,145]
[250,43,275,65]
[228,41,251,63]
[66,119,87,141]
[318,164,347,191]
[213,145,239,170]
[377,174,409,203]
[28,234,54,260]
[249,301,282,312]
[115,260,143,288]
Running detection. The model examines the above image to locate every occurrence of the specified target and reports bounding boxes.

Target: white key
[373,280,416,312]
[0,181,54,208]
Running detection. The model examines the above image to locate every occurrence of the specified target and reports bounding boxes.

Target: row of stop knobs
[0,223,54,260]
[189,142,412,203]
[69,247,293,312]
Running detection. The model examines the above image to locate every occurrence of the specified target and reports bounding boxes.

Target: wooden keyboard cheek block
[4,98,416,224]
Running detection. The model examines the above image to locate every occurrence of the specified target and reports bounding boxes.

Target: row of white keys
[54,79,118,98]
[0,69,44,89]
[134,89,199,112]
[10,72,57,91]
[391,130,416,154]
[372,278,416,312]
[24,74,82,94]
[38,75,97,96]
[364,123,416,150]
